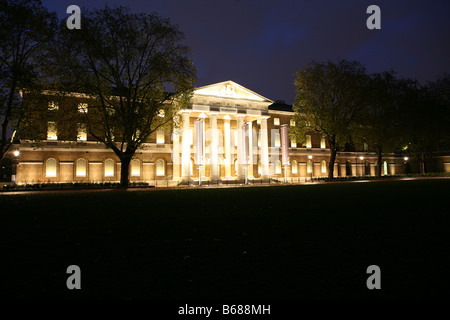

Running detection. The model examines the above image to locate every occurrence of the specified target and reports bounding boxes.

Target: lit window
[258,161,262,174]
[290,119,295,127]
[77,123,87,141]
[48,101,58,111]
[275,160,282,174]
[47,121,57,140]
[274,131,280,147]
[321,136,326,149]
[76,159,87,177]
[383,161,388,175]
[104,159,114,177]
[306,135,312,148]
[46,158,57,177]
[291,136,297,148]
[157,128,165,144]
[156,159,165,176]
[274,118,280,126]
[78,103,88,113]
[307,159,312,173]
[291,160,298,174]
[321,160,327,173]
[131,159,140,176]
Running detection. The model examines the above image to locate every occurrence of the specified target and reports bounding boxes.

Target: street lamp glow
[404,157,409,161]
[359,156,364,161]
[308,155,312,159]
[13,150,20,157]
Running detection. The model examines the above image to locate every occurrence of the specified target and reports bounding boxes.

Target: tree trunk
[328,146,336,179]
[119,154,132,187]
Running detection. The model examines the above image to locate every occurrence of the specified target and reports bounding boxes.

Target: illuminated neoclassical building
[10,80,427,185]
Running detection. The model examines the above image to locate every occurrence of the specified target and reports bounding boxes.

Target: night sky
[42,0,450,104]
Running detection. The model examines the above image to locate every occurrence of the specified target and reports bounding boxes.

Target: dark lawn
[1,179,449,299]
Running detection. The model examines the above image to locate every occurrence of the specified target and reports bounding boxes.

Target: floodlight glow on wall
[281,125,290,167]
[281,124,290,183]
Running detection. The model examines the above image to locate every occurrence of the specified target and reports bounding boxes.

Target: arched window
[46,158,57,177]
[76,158,87,177]
[291,160,298,175]
[321,160,327,173]
[307,159,312,173]
[131,159,140,177]
[156,159,165,176]
[275,160,281,174]
[105,159,114,177]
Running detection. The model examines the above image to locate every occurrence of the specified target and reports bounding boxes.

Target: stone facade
[7,80,436,185]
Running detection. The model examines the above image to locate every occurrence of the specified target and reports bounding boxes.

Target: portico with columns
[174,81,273,182]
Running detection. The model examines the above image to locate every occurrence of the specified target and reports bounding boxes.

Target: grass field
[1,179,449,299]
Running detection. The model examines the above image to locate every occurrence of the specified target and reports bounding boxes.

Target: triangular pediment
[194,80,273,102]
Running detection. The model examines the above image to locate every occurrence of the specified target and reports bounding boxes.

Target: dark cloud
[43,0,450,104]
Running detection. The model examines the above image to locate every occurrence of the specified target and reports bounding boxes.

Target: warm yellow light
[13,150,20,157]
[199,113,206,118]
[47,121,57,140]
[224,115,231,120]
[131,159,140,176]
[306,135,311,148]
[308,155,312,159]
[359,156,364,161]
[104,159,114,177]
[404,157,409,161]
[156,128,165,144]
[76,159,86,177]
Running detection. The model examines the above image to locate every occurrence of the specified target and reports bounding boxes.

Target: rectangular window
[306,135,312,148]
[321,136,326,149]
[274,118,280,126]
[77,123,87,141]
[47,122,57,140]
[156,128,165,144]
[78,103,88,113]
[48,101,58,111]
[291,136,297,148]
[274,132,281,147]
[290,119,295,127]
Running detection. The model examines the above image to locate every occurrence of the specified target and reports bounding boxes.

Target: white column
[181,111,191,180]
[237,115,244,179]
[172,128,181,180]
[210,113,219,180]
[260,116,270,177]
[224,116,232,178]
[248,120,254,178]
